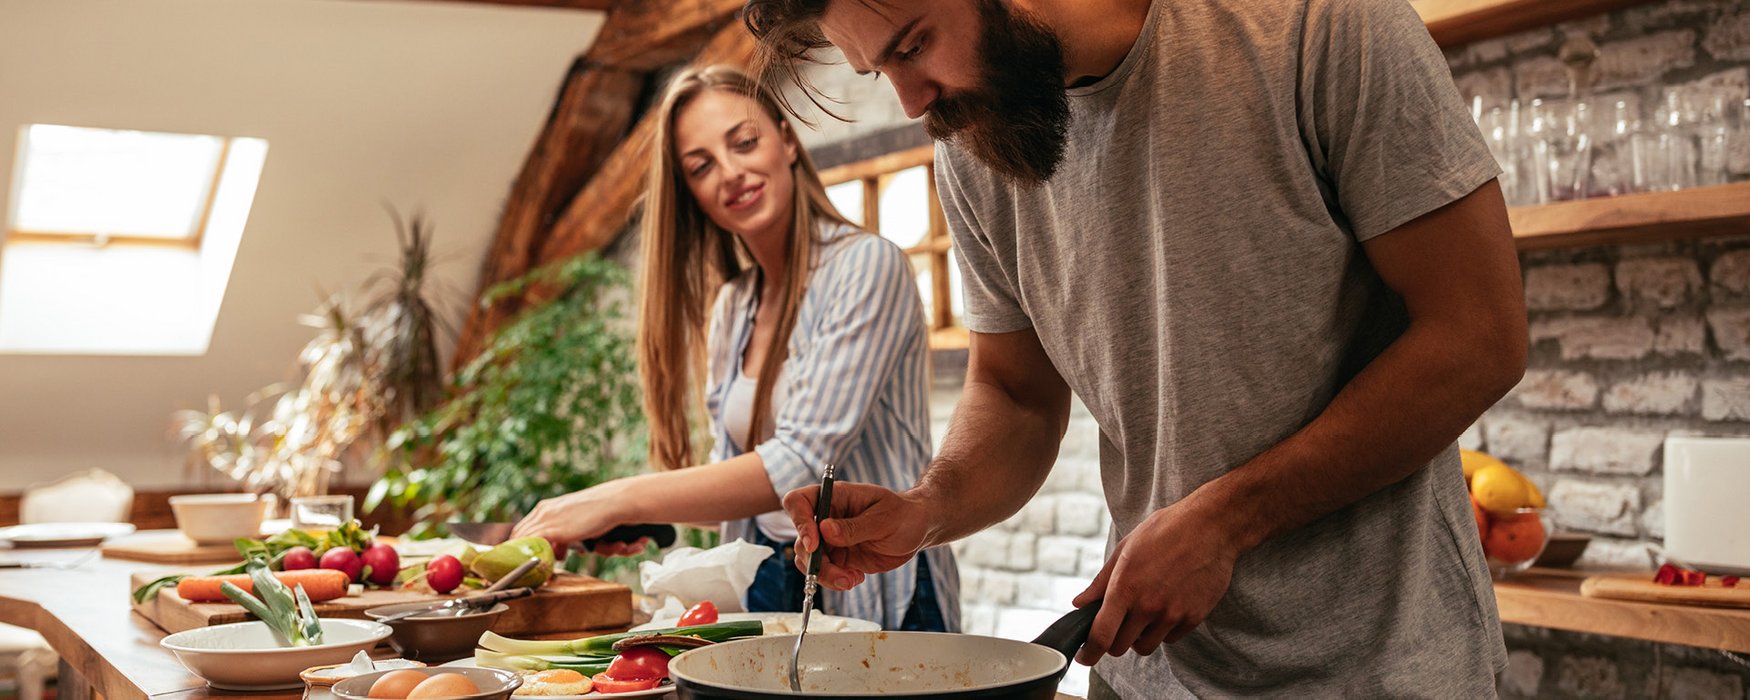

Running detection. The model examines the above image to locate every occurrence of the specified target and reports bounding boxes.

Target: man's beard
[923,0,1070,186]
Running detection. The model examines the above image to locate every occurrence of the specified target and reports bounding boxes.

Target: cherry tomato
[591,673,662,693]
[678,600,718,627]
[603,646,670,681]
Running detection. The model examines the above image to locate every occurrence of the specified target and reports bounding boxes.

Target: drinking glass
[1592,99,1642,197]
[1529,99,1593,203]
[291,495,354,530]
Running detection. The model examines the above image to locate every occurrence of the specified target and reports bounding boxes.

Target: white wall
[0,0,603,491]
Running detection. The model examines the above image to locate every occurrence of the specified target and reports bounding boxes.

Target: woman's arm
[511,452,778,552]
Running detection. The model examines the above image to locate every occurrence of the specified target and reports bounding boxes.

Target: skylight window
[1,124,268,355]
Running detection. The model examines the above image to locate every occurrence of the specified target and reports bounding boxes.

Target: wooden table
[1494,567,1750,653]
[0,542,1086,700]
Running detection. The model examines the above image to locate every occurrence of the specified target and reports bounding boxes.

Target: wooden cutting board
[102,532,243,564]
[132,571,632,636]
[1581,573,1750,608]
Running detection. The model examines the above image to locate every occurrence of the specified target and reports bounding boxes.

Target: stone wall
[1447,0,1750,695]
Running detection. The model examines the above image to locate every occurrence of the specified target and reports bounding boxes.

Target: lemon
[1471,464,1533,511]
[1519,471,1546,508]
[1460,449,1508,486]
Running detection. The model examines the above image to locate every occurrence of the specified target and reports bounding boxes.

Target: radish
[320,546,363,582]
[281,546,317,571]
[426,554,463,594]
[361,543,400,586]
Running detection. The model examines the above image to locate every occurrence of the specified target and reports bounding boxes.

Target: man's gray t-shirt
[937,0,1507,695]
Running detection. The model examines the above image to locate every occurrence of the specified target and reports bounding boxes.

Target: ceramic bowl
[159,618,392,691]
[168,493,274,545]
[364,602,509,662]
[332,666,521,700]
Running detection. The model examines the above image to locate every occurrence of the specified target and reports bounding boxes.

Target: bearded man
[747,0,1528,696]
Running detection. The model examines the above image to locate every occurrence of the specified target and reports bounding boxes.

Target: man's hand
[1070,498,1240,664]
[785,482,933,591]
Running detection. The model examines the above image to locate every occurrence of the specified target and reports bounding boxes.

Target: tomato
[604,646,670,681]
[678,600,719,627]
[590,673,662,693]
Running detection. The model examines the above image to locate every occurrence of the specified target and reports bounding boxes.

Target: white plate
[441,658,674,698]
[632,611,880,636]
[160,618,392,691]
[0,522,135,548]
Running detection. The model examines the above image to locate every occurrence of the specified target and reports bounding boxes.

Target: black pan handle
[581,523,677,551]
[1031,600,1102,660]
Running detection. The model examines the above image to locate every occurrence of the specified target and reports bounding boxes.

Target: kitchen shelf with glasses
[1413,0,1658,47]
[1508,181,1750,250]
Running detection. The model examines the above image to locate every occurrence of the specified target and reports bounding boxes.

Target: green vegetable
[473,649,613,676]
[219,556,324,647]
[472,537,554,588]
[478,620,762,657]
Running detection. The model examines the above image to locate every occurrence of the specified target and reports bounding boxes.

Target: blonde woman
[512,65,957,632]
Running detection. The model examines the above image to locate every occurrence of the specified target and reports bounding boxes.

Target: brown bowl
[1533,532,1592,568]
[363,602,509,662]
[331,666,520,700]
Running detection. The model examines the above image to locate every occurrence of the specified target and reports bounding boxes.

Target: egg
[368,670,429,699]
[512,669,593,696]
[406,673,481,699]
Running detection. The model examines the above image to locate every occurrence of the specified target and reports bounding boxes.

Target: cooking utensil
[369,586,534,625]
[670,602,1101,699]
[789,463,835,692]
[447,521,678,551]
[481,557,541,594]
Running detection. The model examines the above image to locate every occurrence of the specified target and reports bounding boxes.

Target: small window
[1,124,268,355]
[10,124,234,246]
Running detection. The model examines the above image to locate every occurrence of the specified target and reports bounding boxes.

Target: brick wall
[774,1,1750,696]
[1448,0,1750,694]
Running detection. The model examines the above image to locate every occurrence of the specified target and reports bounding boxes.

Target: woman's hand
[511,482,635,558]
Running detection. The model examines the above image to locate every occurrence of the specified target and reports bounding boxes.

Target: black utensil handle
[581,523,677,550]
[1031,600,1103,660]
[464,586,534,607]
[807,469,836,573]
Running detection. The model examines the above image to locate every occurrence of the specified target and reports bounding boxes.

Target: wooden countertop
[0,540,1086,700]
[1494,567,1750,653]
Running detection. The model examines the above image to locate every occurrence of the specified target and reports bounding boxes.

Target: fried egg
[512,669,593,696]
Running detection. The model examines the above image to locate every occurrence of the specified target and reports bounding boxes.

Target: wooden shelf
[1495,568,1750,652]
[1414,0,1658,47]
[1508,182,1750,250]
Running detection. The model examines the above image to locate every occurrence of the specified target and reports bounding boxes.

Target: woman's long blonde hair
[638,64,851,471]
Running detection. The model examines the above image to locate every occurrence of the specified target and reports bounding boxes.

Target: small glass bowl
[1480,507,1548,579]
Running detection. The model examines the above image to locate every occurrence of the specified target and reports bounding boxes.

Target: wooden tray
[132,571,632,636]
[102,532,242,564]
[1581,573,1750,608]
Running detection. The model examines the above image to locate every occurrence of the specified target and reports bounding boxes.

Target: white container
[1663,436,1750,575]
[160,618,392,691]
[168,493,273,545]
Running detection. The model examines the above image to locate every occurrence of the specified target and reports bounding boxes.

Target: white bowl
[168,493,273,545]
[160,618,392,691]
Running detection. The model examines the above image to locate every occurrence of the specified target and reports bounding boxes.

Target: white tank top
[723,365,798,541]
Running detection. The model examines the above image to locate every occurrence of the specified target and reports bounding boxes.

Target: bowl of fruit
[1463,450,1550,579]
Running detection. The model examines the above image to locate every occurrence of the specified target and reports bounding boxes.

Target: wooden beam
[538,23,759,267]
[423,0,617,10]
[585,0,745,72]
[452,58,644,367]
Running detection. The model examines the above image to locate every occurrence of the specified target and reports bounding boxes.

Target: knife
[448,521,678,551]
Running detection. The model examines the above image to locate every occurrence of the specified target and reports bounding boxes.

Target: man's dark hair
[742,0,846,122]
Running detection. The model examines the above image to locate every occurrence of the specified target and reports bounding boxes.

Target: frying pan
[668,603,1099,699]
[447,521,677,551]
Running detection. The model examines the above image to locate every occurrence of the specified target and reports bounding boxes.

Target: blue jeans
[744,526,945,631]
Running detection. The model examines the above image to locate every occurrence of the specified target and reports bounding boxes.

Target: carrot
[175,569,350,603]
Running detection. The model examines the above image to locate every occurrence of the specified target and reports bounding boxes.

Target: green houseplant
[367,253,648,537]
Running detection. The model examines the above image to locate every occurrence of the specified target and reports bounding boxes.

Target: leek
[478,619,763,656]
[474,649,613,676]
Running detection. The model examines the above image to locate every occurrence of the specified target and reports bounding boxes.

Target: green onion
[478,619,763,657]
[220,557,323,647]
[474,649,612,676]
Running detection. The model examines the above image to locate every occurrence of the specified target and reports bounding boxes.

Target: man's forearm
[911,375,1071,549]
[1192,317,1525,553]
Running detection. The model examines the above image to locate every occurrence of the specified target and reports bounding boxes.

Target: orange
[1471,497,1490,542]
[1483,511,1545,562]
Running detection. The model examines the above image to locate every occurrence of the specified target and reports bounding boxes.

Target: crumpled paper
[639,538,773,614]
